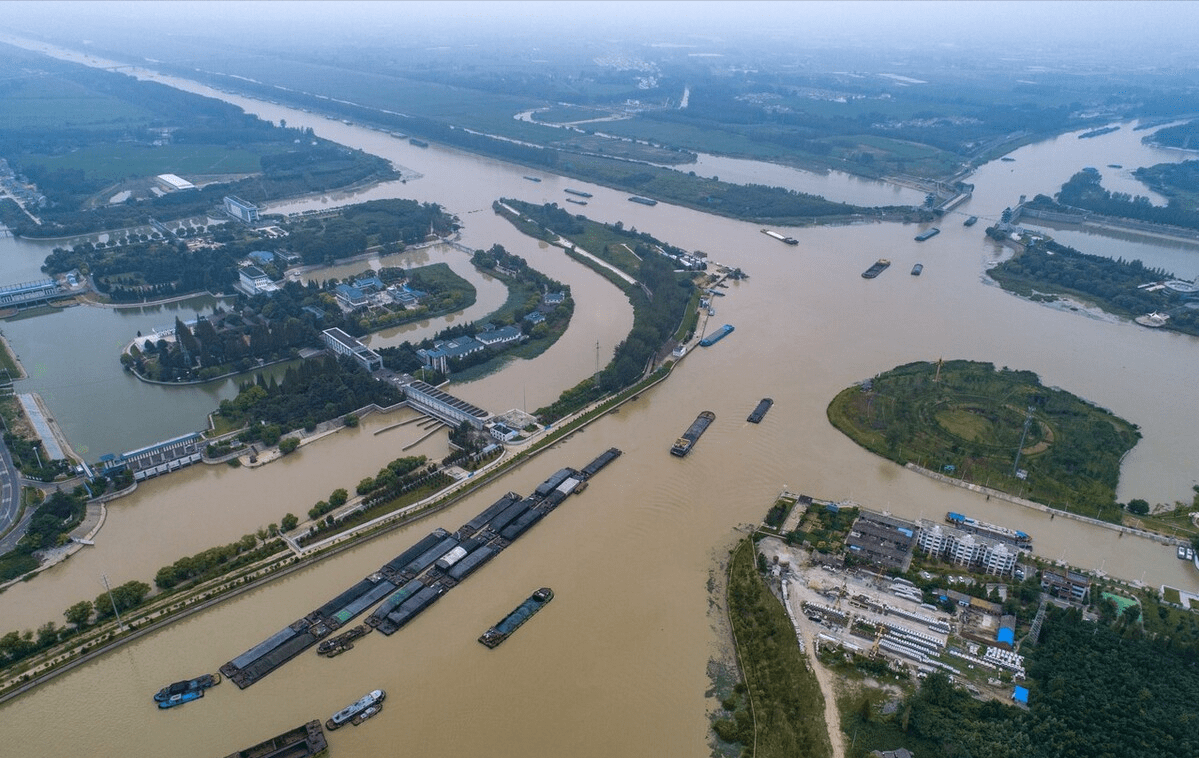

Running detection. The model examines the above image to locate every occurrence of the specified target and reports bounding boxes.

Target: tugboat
[327,689,386,730]
[158,690,204,709]
[154,673,220,703]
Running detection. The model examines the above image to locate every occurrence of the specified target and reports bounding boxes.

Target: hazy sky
[6,1,1199,64]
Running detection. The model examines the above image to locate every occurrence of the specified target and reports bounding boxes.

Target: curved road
[0,436,25,552]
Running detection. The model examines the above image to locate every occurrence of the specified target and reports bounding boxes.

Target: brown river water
[1,38,1198,757]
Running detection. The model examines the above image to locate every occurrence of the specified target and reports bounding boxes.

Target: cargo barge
[914,228,941,241]
[154,672,220,703]
[222,721,327,758]
[761,229,799,245]
[479,587,554,648]
[523,176,541,182]
[222,450,620,687]
[327,689,385,731]
[564,188,593,198]
[672,411,716,457]
[316,624,372,657]
[409,138,428,148]
[747,398,773,424]
[946,512,1031,546]
[700,323,734,347]
[963,216,978,227]
[565,197,588,205]
[911,263,923,276]
[628,195,658,206]
[861,259,891,279]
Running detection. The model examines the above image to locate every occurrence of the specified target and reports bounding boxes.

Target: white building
[224,195,260,224]
[156,173,196,192]
[238,265,274,295]
[918,520,1020,576]
[321,327,383,372]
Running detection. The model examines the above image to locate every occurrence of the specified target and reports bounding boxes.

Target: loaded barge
[861,259,891,279]
[628,195,658,206]
[222,721,327,758]
[915,228,940,241]
[221,448,622,688]
[154,672,220,704]
[747,398,773,424]
[762,229,799,245]
[317,624,372,657]
[672,411,716,457]
[479,587,554,648]
[946,512,1031,547]
[564,188,593,198]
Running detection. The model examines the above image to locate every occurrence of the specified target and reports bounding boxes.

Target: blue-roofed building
[390,284,427,307]
[523,311,546,325]
[997,614,1016,646]
[334,283,367,308]
[247,250,275,266]
[1012,686,1029,705]
[353,276,385,292]
[417,336,484,373]
[476,324,523,348]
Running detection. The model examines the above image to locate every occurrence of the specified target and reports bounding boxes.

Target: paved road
[0,435,22,546]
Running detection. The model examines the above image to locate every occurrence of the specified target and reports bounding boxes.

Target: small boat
[523,176,542,182]
[1108,164,1122,169]
[963,216,978,227]
[747,398,773,424]
[158,690,204,709]
[327,689,386,730]
[911,263,923,276]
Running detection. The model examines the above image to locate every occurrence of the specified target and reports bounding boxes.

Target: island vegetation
[1132,159,1199,210]
[988,237,1199,336]
[495,199,700,421]
[1026,169,1199,232]
[827,360,1141,521]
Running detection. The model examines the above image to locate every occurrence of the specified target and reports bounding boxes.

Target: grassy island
[827,360,1140,520]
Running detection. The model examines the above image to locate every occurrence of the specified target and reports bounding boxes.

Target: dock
[221,449,621,688]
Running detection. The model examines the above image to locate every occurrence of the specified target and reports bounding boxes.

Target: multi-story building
[223,195,260,224]
[917,520,1019,576]
[321,327,383,372]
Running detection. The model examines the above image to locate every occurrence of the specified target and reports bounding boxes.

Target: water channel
[1,39,1199,757]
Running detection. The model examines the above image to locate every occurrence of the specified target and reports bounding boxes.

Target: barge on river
[564,188,593,198]
[964,216,978,227]
[479,587,554,648]
[861,259,891,279]
[221,449,622,688]
[915,228,941,241]
[222,720,327,758]
[747,398,773,424]
[154,672,220,703]
[672,411,716,457]
[327,689,385,731]
[762,229,799,245]
[628,195,658,206]
[700,323,734,347]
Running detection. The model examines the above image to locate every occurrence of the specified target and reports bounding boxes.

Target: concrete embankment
[905,462,1185,547]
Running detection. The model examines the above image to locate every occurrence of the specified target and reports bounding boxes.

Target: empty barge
[221,449,621,687]
[628,195,658,206]
[672,411,716,457]
[914,228,941,241]
[747,398,773,424]
[479,587,554,648]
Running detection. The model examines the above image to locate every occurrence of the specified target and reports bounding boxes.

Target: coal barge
[220,448,622,688]
[861,258,891,278]
[747,398,773,424]
[672,411,715,457]
[479,587,554,648]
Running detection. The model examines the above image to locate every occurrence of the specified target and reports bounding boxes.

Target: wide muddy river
[1,39,1198,757]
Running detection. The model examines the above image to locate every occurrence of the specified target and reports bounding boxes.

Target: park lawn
[20,143,272,184]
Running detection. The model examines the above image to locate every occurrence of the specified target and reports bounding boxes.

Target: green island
[827,360,1141,521]
[1025,168,1199,232]
[1132,159,1199,210]
[987,236,1199,336]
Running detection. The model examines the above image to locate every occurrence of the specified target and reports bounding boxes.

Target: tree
[64,600,93,629]
[1127,498,1150,515]
[329,488,348,507]
[279,437,299,454]
[280,513,299,531]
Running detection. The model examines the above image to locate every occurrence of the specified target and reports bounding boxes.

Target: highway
[0,436,26,553]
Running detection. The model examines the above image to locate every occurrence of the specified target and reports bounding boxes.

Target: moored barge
[479,587,554,648]
[154,672,220,703]
[700,323,734,346]
[327,689,386,730]
[946,512,1031,546]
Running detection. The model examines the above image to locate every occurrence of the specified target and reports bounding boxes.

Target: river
[1,38,1198,758]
